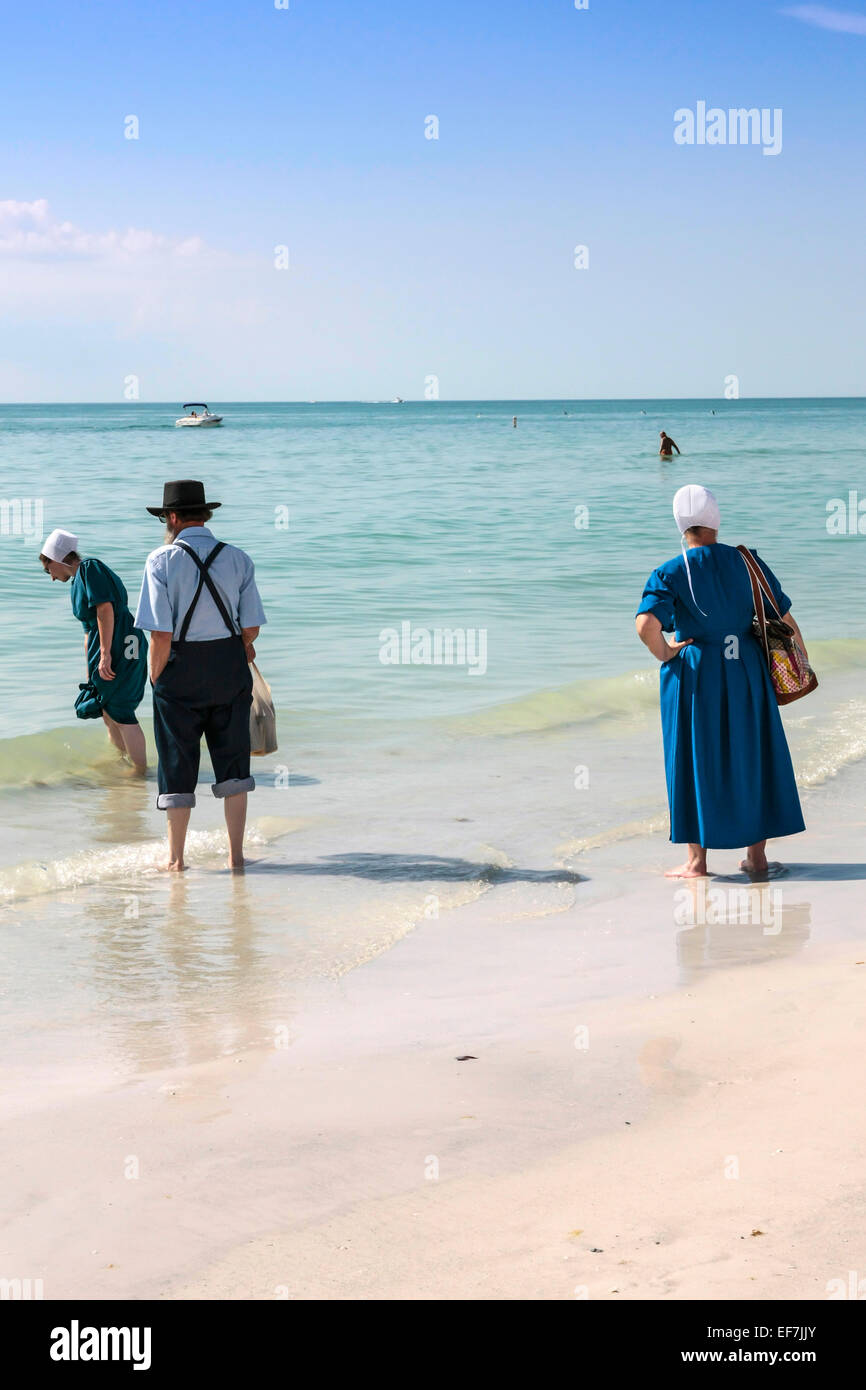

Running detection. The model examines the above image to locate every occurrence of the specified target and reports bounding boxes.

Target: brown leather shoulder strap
[737,546,782,617]
[737,545,770,659]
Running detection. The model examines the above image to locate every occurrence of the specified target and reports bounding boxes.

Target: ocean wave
[5,637,866,788]
[448,669,660,736]
[0,725,128,791]
[0,722,295,792]
[0,817,304,903]
[553,697,866,861]
[793,697,866,789]
[448,639,866,737]
[555,815,669,862]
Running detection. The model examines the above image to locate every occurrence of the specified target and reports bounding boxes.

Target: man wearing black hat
[135,480,267,871]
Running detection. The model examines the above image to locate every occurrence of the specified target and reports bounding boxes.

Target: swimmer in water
[512,416,518,428]
[659,430,680,457]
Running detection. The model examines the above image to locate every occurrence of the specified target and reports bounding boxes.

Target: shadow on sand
[715,862,866,884]
[245,851,583,886]
[782,862,866,881]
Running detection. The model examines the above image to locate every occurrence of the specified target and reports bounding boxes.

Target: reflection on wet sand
[90,777,151,848]
[673,878,812,980]
[86,872,288,1073]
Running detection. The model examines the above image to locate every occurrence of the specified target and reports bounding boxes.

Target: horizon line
[1,394,865,406]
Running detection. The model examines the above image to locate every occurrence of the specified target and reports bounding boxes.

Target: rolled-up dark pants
[152,636,254,810]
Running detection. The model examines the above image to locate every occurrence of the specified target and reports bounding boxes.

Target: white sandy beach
[3,759,865,1302]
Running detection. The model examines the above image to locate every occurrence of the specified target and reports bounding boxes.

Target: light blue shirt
[134,526,267,641]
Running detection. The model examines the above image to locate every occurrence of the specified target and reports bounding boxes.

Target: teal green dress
[71,558,148,725]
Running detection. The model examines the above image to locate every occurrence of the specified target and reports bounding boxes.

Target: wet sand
[3,764,865,1301]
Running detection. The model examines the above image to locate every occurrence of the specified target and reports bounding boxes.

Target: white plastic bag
[249,661,277,755]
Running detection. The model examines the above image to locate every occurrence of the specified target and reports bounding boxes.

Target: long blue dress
[71,558,148,725]
[636,542,805,849]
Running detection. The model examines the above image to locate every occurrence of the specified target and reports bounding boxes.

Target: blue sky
[1,0,864,399]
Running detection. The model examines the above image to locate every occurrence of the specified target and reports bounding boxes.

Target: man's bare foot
[665,860,708,878]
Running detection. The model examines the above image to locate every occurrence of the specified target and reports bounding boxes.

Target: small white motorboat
[175,402,223,427]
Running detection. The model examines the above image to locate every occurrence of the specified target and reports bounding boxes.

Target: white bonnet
[41,528,79,561]
[672,484,720,534]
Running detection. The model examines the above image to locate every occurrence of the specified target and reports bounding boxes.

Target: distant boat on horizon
[175,402,223,427]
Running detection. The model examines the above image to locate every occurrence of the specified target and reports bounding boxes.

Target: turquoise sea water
[2,398,866,1072]
[2,397,865,743]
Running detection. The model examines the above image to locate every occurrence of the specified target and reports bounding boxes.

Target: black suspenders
[175,540,239,642]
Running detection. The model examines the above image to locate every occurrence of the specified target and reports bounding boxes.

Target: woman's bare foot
[160,859,187,873]
[740,839,769,876]
[228,857,245,872]
[665,860,708,878]
[665,843,708,878]
[739,856,783,878]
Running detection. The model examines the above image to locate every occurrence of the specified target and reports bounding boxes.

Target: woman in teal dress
[39,527,148,772]
[635,486,806,879]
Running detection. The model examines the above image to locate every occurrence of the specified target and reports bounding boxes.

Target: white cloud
[0,198,304,398]
[781,5,866,34]
[0,199,208,260]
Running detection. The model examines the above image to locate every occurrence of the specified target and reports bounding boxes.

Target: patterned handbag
[737,546,818,705]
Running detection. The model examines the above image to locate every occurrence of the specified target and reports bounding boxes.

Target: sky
[0,0,864,401]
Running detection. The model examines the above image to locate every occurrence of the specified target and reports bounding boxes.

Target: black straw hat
[146,480,222,517]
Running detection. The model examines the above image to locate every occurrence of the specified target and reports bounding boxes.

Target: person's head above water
[39,527,81,582]
[659,430,668,438]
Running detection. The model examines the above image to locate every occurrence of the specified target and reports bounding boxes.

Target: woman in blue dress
[635,485,806,878]
[40,527,148,773]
